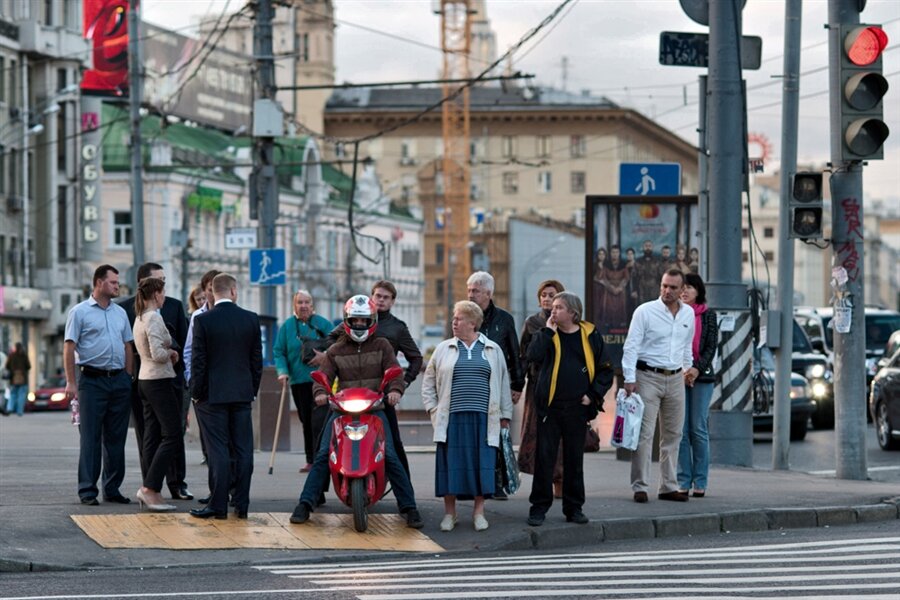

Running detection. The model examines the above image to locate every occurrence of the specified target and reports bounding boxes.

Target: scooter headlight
[338,399,371,413]
[343,423,369,441]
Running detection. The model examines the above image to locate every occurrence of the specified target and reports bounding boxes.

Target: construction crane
[435,0,472,332]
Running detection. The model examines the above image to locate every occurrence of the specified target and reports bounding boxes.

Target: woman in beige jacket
[132,277,180,512]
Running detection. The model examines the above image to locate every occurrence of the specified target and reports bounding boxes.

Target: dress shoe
[566,511,589,524]
[136,489,176,512]
[299,463,313,473]
[526,512,545,527]
[170,487,194,501]
[493,488,508,501]
[80,497,99,506]
[190,507,227,520]
[198,495,211,505]
[633,491,649,503]
[289,502,311,524]
[235,509,248,519]
[104,494,132,504]
[405,508,424,529]
[317,494,326,507]
[692,490,706,498]
[658,491,689,502]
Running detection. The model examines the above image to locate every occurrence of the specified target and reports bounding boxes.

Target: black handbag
[298,319,332,364]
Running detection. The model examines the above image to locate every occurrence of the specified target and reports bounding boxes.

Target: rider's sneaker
[289,502,311,524]
[404,508,424,529]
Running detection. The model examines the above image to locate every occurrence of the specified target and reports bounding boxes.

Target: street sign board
[249,248,287,286]
[619,163,682,196]
[226,227,258,249]
[659,31,762,70]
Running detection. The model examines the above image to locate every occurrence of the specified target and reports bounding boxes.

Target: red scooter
[310,366,403,532]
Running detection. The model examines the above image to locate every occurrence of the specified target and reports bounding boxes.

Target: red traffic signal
[844,26,888,66]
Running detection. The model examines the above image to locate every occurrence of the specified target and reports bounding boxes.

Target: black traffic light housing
[790,172,824,240]
[839,25,890,161]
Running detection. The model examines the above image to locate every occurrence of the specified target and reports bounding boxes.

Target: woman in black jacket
[525,292,614,527]
[678,272,719,498]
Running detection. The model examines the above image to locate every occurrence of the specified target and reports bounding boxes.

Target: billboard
[82,0,132,96]
[585,195,700,367]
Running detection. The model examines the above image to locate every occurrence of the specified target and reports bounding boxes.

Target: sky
[143,0,900,207]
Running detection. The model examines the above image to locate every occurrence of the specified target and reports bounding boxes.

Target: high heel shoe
[136,489,177,512]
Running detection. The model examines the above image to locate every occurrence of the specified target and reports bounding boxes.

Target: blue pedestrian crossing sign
[619,163,682,196]
[249,248,287,286]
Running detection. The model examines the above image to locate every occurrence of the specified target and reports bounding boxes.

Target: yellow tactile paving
[71,513,444,552]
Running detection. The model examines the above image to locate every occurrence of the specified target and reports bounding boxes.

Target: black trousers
[529,402,589,516]
[382,402,410,477]
[77,371,132,500]
[291,382,328,464]
[131,379,189,492]
[139,378,184,492]
[193,400,253,514]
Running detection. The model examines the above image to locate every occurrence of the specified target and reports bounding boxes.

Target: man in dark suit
[118,262,192,500]
[189,273,262,519]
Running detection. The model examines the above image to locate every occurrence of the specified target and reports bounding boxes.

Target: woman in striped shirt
[422,301,514,532]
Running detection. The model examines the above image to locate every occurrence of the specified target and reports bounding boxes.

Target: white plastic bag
[610,389,644,451]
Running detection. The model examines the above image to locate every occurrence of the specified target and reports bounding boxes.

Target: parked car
[869,347,900,451]
[25,375,70,412]
[752,346,814,441]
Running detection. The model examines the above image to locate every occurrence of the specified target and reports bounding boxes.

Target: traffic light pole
[828,0,867,480]
[773,0,803,470]
[128,0,145,279]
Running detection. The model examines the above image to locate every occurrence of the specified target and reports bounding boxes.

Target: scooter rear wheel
[351,478,368,532]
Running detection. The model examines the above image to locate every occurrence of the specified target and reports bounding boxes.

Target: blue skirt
[435,411,496,500]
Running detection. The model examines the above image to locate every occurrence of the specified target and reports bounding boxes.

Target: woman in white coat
[422,300,513,532]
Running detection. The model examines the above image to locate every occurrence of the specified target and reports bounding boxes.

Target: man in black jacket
[467,271,525,499]
[118,262,192,500]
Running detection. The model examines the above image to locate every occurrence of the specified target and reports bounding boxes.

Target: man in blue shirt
[64,265,135,505]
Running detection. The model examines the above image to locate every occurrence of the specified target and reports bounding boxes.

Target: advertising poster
[585,195,699,367]
[82,0,132,96]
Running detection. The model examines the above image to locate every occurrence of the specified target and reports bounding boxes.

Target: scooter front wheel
[350,478,368,532]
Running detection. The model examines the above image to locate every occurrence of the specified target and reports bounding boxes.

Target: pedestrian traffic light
[839,25,890,161]
[790,172,823,240]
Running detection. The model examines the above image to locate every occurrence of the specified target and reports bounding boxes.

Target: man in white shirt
[622,268,695,503]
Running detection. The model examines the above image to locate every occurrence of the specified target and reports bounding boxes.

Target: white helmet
[343,294,378,343]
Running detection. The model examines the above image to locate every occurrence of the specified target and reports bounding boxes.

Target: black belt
[80,365,124,378]
[636,360,682,376]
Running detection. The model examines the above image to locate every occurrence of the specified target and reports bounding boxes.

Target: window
[742,252,749,262]
[502,172,518,194]
[764,227,775,238]
[9,60,16,108]
[501,135,517,158]
[0,57,5,103]
[742,228,749,238]
[57,68,67,92]
[0,235,5,285]
[57,102,67,171]
[65,0,79,30]
[570,135,586,158]
[9,148,17,196]
[538,171,552,194]
[536,135,551,158]
[764,251,774,261]
[0,144,4,193]
[571,171,586,194]
[435,243,444,266]
[44,0,53,25]
[401,248,419,268]
[436,279,445,300]
[58,187,68,260]
[300,33,310,62]
[112,211,132,247]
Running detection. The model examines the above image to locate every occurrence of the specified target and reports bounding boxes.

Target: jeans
[298,410,417,512]
[677,381,714,491]
[7,384,27,415]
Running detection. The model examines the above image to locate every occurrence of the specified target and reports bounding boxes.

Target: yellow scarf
[548,321,596,406]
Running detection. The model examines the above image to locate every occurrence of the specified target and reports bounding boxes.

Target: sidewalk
[1,412,898,573]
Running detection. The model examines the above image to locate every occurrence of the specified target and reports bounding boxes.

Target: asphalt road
[1,521,898,600]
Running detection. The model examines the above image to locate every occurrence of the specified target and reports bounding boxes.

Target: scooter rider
[289,295,425,528]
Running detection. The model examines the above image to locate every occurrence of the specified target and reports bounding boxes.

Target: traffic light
[790,172,823,240]
[839,25,890,161]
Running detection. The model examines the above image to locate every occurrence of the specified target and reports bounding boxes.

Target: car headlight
[789,384,807,399]
[343,423,369,441]
[805,364,826,379]
[50,392,66,402]
[810,382,828,399]
[27,392,35,402]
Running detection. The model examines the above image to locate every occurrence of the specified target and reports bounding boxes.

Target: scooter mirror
[380,366,404,391]
[310,370,331,390]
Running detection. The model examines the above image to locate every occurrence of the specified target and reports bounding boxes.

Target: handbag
[297,319,333,364]
[498,427,520,495]
[584,425,601,453]
[610,389,644,451]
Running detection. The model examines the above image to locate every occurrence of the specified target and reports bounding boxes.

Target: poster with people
[585,195,699,367]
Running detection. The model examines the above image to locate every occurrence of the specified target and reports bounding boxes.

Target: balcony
[17,20,89,62]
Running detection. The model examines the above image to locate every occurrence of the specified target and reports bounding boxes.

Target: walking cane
[268,379,288,475]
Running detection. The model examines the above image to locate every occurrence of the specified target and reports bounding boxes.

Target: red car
[26,375,70,412]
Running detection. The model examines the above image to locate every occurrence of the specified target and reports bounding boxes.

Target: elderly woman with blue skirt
[422,300,513,532]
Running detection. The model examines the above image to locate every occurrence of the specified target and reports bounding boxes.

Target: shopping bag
[498,427,521,495]
[610,389,644,451]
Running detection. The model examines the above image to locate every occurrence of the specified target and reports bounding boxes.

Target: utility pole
[21,56,30,288]
[773,0,803,470]
[128,0,145,275]
[829,0,867,480]
[697,74,708,280]
[706,0,752,466]
[253,0,280,319]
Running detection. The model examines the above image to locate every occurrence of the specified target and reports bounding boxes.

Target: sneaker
[566,511,589,524]
[526,512,545,527]
[493,488,508,501]
[473,514,489,531]
[439,514,457,532]
[289,502,311,524]
[405,508,424,529]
